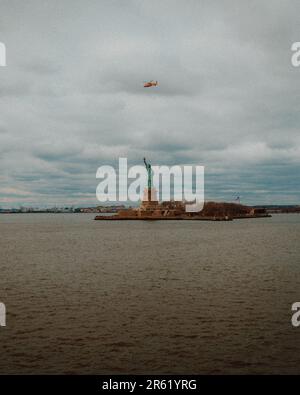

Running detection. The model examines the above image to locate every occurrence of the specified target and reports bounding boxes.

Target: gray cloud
[0,0,299,207]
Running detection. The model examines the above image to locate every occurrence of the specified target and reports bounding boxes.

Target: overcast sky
[0,0,299,207]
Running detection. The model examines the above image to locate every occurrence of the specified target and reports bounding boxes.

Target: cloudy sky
[0,0,299,207]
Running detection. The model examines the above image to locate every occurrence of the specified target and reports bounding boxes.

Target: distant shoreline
[1,209,299,215]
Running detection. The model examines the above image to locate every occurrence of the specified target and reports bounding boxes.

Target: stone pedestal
[142,188,158,202]
[139,188,160,215]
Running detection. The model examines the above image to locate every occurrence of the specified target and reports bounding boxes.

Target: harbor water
[0,214,300,374]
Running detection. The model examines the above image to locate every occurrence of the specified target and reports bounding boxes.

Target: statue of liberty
[143,157,153,190]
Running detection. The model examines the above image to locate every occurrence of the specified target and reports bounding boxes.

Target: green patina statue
[143,157,153,190]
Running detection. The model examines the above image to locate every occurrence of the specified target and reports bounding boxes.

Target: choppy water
[0,213,300,374]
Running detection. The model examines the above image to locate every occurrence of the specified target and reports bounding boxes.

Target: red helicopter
[143,80,158,88]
